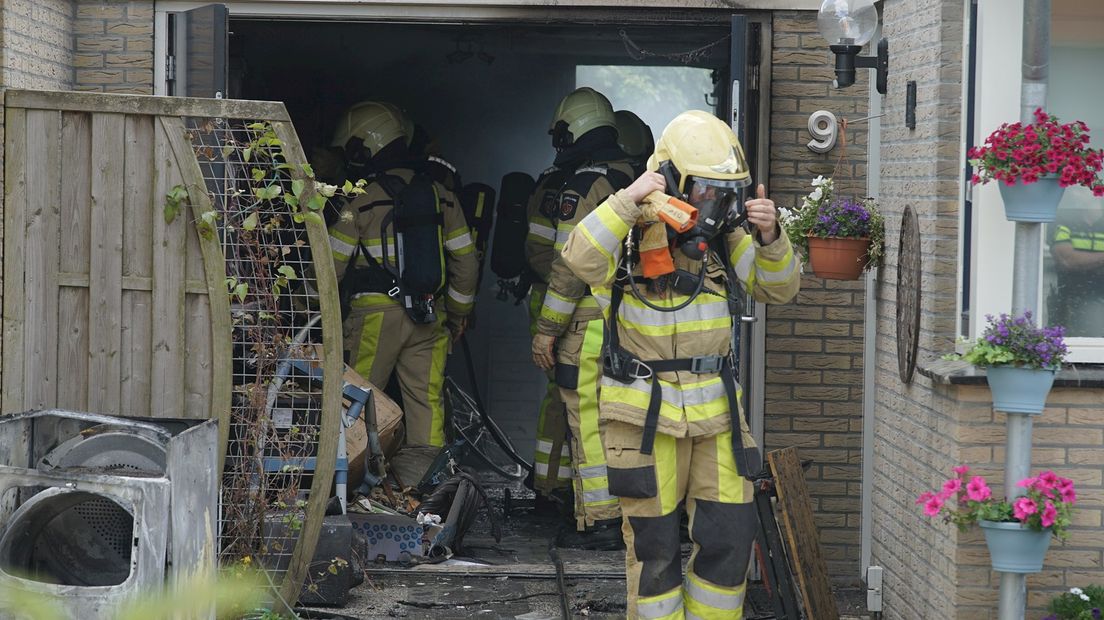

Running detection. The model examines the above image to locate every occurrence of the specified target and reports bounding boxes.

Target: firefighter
[531,87,635,548]
[560,110,800,618]
[328,101,479,447]
[614,109,655,177]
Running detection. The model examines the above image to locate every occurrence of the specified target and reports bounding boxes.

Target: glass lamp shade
[818,0,879,47]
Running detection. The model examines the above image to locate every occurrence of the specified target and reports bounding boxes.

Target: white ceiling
[1052,0,1104,47]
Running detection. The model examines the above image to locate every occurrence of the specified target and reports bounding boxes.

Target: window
[968,0,1104,362]
[575,65,715,141]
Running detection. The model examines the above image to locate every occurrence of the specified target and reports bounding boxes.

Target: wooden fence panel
[57,111,92,413]
[0,89,341,605]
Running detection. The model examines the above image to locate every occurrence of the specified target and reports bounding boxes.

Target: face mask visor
[685,177,750,232]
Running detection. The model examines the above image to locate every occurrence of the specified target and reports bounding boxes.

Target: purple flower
[974,311,1068,369]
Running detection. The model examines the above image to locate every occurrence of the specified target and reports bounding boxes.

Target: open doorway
[226,19,746,461]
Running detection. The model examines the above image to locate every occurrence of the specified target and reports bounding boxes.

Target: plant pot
[985,365,1057,415]
[978,520,1052,573]
[997,176,1066,223]
[806,236,870,280]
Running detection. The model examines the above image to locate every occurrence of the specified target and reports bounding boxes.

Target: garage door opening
[224,18,751,462]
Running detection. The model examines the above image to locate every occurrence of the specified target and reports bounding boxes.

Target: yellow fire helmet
[614,110,654,159]
[330,101,411,156]
[647,110,751,194]
[549,87,617,147]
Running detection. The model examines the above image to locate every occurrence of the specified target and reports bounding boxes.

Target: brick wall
[868,0,966,617]
[73,0,154,94]
[0,0,74,89]
[763,11,869,579]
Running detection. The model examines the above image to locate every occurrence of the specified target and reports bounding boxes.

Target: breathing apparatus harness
[337,170,445,325]
[602,165,760,479]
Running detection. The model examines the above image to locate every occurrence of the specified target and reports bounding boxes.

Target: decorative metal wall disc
[897,205,921,384]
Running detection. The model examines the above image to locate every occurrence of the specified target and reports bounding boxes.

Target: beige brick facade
[763,10,869,579]
[0,0,74,90]
[73,0,154,94]
[868,0,968,617]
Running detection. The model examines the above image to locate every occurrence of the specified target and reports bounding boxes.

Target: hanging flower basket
[979,520,1053,573]
[969,108,1104,223]
[806,236,870,280]
[997,175,1066,223]
[781,176,884,281]
[986,365,1057,414]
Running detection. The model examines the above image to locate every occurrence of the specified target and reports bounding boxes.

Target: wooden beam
[768,447,840,620]
[5,90,290,122]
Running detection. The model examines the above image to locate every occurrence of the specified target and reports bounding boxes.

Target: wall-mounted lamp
[817,0,889,95]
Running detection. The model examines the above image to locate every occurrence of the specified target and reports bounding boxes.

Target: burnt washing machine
[0,409,218,619]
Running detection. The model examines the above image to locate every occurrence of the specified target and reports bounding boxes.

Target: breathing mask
[660,162,752,260]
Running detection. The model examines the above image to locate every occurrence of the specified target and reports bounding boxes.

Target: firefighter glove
[531,333,557,371]
[447,314,467,343]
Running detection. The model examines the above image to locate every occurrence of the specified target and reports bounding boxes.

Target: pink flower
[966,476,992,502]
[1017,477,1037,489]
[923,495,945,517]
[916,491,935,505]
[1013,497,1038,521]
[953,465,970,477]
[1060,485,1077,504]
[942,478,963,496]
[1041,501,1058,528]
[1035,471,1059,491]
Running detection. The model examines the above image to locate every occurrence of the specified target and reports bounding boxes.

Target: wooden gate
[0,89,342,606]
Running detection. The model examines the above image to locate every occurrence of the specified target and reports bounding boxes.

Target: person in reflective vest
[531,87,635,549]
[560,111,800,618]
[328,101,478,447]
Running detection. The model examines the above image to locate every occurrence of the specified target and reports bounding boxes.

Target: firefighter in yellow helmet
[328,101,479,447]
[530,87,635,548]
[560,110,800,618]
[614,110,655,177]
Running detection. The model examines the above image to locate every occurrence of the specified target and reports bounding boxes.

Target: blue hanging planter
[985,365,1056,415]
[979,520,1053,573]
[997,176,1066,223]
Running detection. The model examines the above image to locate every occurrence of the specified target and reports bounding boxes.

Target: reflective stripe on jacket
[536,160,636,336]
[561,189,801,437]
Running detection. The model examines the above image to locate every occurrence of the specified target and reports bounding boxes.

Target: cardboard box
[347,513,444,562]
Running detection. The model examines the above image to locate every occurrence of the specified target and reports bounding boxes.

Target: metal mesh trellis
[185,117,327,581]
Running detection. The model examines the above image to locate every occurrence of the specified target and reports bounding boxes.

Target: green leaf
[243,147,252,162]
[285,194,299,208]
[292,179,306,198]
[242,212,258,231]
[163,202,179,225]
[292,212,306,224]
[246,122,267,131]
[251,167,265,182]
[277,265,297,280]
[300,163,315,178]
[233,283,248,304]
[308,193,327,212]
[303,212,323,227]
[221,144,235,157]
[342,180,354,194]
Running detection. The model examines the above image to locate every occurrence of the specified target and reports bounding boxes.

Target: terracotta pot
[806,236,870,280]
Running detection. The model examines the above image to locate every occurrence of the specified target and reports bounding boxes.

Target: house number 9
[807,110,838,154]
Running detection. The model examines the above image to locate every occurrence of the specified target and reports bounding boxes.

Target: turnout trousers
[529,284,571,494]
[604,420,757,620]
[344,303,448,447]
[556,316,621,530]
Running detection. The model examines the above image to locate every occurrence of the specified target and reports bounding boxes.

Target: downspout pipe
[1001,3,1049,620]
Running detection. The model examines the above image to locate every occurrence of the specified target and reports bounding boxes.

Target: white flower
[1072,587,1084,595]
[808,187,824,202]
[1081,593,1091,602]
[812,175,827,187]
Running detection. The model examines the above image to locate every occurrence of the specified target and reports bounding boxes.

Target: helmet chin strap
[657,161,685,200]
